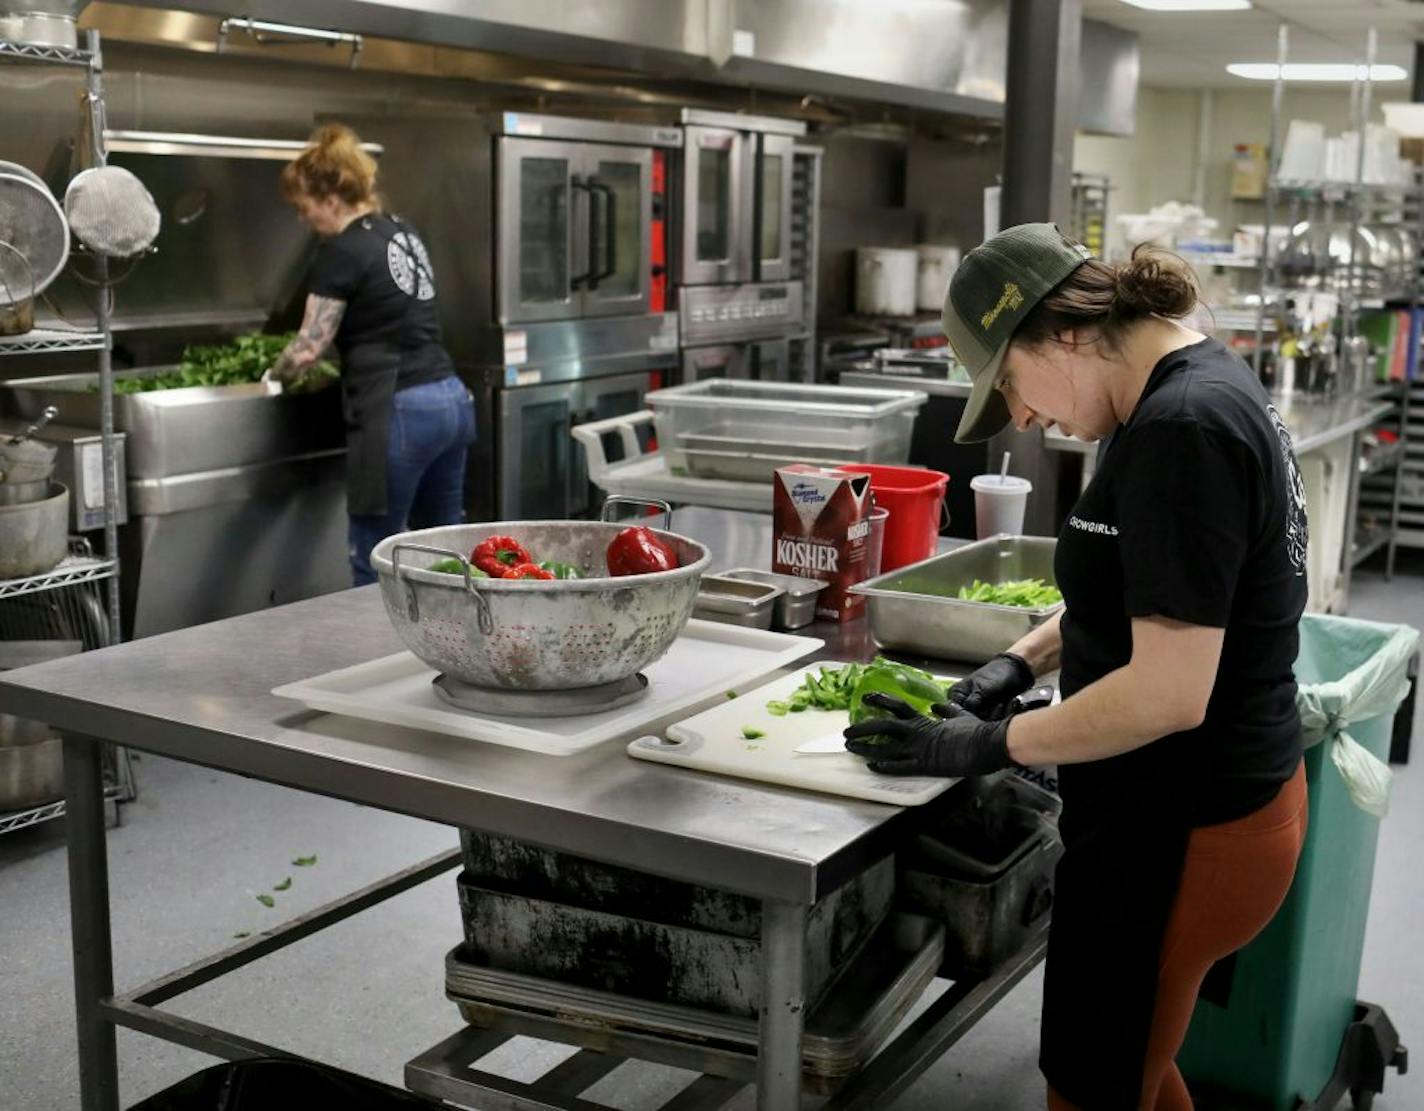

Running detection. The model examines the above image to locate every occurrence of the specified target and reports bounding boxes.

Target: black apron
[335,217,436,518]
[1039,735,1198,1109]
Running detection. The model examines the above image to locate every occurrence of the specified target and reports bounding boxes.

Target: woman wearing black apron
[271,124,475,586]
[844,224,1310,1110]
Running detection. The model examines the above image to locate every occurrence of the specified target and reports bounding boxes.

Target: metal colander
[64,166,161,259]
[370,521,711,691]
[0,171,69,298]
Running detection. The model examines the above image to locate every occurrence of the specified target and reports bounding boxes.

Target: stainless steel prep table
[0,509,1037,1111]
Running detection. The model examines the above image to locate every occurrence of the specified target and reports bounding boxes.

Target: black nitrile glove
[843,692,1016,778]
[947,652,1034,720]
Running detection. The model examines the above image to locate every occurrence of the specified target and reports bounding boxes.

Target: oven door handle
[587,176,617,289]
[570,174,594,290]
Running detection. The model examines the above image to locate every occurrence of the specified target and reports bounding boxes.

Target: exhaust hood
[94,0,1137,134]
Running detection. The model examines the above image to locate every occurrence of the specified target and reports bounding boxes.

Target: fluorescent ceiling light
[1120,0,1251,10]
[1228,63,1409,82]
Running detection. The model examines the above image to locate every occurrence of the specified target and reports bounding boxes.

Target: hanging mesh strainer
[0,171,69,298]
[64,166,161,260]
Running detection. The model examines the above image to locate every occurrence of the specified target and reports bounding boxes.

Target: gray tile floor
[1,566,1421,1110]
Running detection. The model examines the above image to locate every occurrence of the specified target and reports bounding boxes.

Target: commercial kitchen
[2,2,1423,1110]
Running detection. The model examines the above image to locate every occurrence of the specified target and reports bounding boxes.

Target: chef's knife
[795,732,851,755]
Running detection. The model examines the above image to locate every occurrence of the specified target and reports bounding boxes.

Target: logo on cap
[981,282,1024,331]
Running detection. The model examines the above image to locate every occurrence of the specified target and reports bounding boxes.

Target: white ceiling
[1081,0,1424,89]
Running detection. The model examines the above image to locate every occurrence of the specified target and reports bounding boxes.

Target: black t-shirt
[307,213,453,388]
[1054,337,1309,826]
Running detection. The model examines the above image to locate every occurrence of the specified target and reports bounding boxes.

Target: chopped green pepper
[742,726,766,740]
[956,578,1062,608]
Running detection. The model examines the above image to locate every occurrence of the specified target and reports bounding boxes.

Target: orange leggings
[1048,761,1309,1111]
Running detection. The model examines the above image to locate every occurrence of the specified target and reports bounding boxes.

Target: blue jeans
[349,375,476,586]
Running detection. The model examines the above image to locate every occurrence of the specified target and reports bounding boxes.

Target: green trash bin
[1178,613,1419,1110]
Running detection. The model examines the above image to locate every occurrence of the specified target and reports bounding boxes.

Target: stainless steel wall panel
[1079,19,1138,138]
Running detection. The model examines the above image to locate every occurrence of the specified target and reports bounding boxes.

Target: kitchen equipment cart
[0,28,132,837]
[0,508,1048,1111]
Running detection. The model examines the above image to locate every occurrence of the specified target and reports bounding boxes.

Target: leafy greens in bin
[114,333,338,394]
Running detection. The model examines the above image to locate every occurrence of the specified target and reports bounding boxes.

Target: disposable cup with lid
[970,474,1032,538]
[866,506,890,579]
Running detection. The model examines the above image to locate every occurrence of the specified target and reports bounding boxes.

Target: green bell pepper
[847,659,951,725]
[539,560,583,580]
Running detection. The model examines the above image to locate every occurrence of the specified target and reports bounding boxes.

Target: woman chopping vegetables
[845,224,1310,1110]
[271,124,475,585]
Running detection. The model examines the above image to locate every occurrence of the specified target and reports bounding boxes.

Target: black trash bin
[129,1059,441,1111]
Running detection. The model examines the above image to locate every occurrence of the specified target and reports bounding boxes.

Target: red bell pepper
[606,526,678,576]
[506,563,556,581]
[472,536,532,578]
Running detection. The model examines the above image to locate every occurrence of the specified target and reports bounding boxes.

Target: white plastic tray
[272,619,822,757]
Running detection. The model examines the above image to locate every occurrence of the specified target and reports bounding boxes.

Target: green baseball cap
[942,222,1093,443]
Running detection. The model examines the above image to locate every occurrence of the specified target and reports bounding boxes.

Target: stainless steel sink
[0,369,344,479]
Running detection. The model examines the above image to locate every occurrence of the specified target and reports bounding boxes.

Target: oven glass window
[595,159,642,298]
[519,397,571,516]
[519,157,570,304]
[760,154,783,262]
[697,148,731,263]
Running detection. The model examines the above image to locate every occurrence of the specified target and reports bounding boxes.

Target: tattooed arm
[270,295,346,381]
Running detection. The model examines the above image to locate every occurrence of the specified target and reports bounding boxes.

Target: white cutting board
[272,620,823,757]
[628,663,963,806]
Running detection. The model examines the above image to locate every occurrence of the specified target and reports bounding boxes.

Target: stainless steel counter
[8,507,1040,1111]
[1042,397,1393,459]
[1269,394,1395,455]
[0,548,908,907]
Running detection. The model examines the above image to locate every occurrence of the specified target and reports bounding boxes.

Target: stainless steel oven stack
[675,110,820,386]
[472,114,682,521]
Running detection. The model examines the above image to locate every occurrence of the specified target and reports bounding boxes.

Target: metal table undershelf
[405,924,1048,1111]
[0,508,1015,1111]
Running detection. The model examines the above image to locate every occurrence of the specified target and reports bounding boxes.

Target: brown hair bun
[280,123,379,208]
[1112,246,1198,320]
[1014,238,1199,351]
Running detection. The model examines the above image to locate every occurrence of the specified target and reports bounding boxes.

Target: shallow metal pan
[850,534,1062,663]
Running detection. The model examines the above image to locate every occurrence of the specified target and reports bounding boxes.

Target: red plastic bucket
[842,463,949,572]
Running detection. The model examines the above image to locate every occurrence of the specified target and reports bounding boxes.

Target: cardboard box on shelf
[1232,143,1268,200]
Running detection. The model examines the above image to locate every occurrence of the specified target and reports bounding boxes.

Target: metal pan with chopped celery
[851,535,1064,664]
